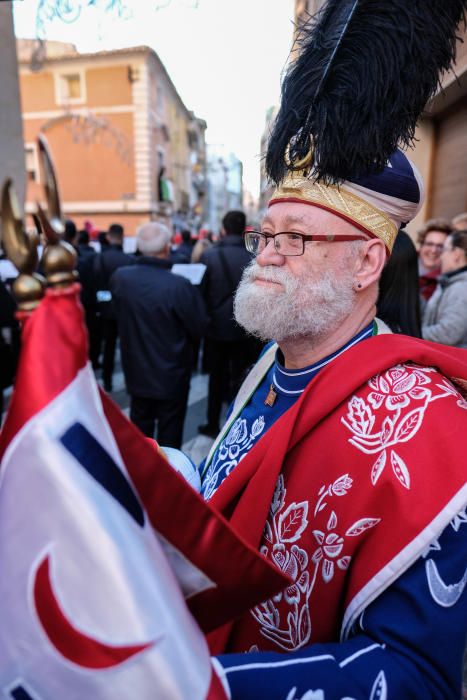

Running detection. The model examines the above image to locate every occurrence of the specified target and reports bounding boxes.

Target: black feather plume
[266,0,467,184]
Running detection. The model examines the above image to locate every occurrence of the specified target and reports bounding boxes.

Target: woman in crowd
[452,211,467,231]
[422,230,467,349]
[377,229,422,337]
[191,230,214,263]
[417,218,451,304]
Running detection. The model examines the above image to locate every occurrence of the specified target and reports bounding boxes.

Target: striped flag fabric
[0,285,286,699]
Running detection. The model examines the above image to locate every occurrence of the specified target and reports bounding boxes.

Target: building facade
[206,146,243,233]
[18,40,207,236]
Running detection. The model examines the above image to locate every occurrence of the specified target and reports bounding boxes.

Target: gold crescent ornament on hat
[284,138,314,172]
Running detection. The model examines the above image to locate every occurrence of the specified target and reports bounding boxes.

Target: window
[55,70,85,105]
[61,73,81,100]
[25,144,39,182]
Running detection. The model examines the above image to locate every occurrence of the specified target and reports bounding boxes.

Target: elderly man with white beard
[187,149,467,700]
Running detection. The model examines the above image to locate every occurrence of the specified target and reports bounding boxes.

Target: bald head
[136,222,171,257]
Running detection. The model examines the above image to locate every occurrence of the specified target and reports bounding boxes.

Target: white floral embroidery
[285,689,325,700]
[436,379,467,410]
[252,475,380,651]
[421,539,441,558]
[422,508,467,558]
[285,672,385,700]
[424,509,467,607]
[342,365,460,490]
[202,415,266,499]
[425,558,467,608]
[369,671,388,700]
[451,507,467,532]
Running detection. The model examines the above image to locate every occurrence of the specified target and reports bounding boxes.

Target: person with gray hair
[136,222,171,256]
[110,220,209,447]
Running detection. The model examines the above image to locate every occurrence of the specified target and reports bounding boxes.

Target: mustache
[244,262,293,284]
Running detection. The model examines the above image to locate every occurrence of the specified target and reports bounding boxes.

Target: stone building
[17,40,207,236]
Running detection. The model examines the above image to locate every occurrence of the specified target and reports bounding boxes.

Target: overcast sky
[13,0,295,197]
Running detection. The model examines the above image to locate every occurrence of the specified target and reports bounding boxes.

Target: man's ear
[354,239,387,290]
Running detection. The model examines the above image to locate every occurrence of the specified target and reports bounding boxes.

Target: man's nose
[256,238,286,267]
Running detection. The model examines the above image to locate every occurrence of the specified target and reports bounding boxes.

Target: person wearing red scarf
[197,149,467,699]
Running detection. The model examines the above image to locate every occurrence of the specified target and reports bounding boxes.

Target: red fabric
[101,391,288,632]
[0,286,288,635]
[0,285,88,461]
[206,666,228,700]
[419,266,440,301]
[207,335,467,653]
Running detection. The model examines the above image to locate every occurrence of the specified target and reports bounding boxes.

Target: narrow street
[99,348,216,465]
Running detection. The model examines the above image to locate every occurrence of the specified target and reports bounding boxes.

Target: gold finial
[36,134,78,287]
[37,133,65,240]
[41,236,78,288]
[0,178,45,311]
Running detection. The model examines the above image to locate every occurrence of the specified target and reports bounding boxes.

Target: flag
[0,284,287,700]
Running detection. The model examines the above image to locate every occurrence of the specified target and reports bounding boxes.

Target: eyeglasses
[244,230,367,257]
[421,242,444,251]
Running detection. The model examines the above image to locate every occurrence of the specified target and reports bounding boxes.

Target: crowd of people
[0,211,264,445]
[1,0,465,693]
[0,187,466,698]
[1,207,467,438]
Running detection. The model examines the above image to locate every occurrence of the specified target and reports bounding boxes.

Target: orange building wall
[19,49,201,237]
[24,113,135,203]
[86,65,133,107]
[20,71,55,112]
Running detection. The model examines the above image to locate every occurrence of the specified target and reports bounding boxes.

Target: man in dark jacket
[198,210,262,437]
[93,223,133,392]
[170,229,194,264]
[111,222,209,448]
[76,230,100,369]
[0,279,18,417]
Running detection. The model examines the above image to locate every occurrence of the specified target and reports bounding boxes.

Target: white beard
[234,260,356,343]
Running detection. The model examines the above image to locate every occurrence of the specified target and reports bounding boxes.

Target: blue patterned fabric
[215,513,467,699]
[201,323,374,501]
[204,320,467,698]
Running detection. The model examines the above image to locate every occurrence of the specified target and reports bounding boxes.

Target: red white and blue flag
[0,285,286,700]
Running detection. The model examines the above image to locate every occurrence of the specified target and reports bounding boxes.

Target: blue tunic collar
[272,321,374,397]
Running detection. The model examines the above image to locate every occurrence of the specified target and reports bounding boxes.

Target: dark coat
[200,235,253,341]
[170,241,194,264]
[77,245,97,309]
[110,257,209,399]
[93,244,134,319]
[0,280,18,390]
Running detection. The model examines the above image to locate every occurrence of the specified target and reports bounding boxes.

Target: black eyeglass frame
[244,230,368,257]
